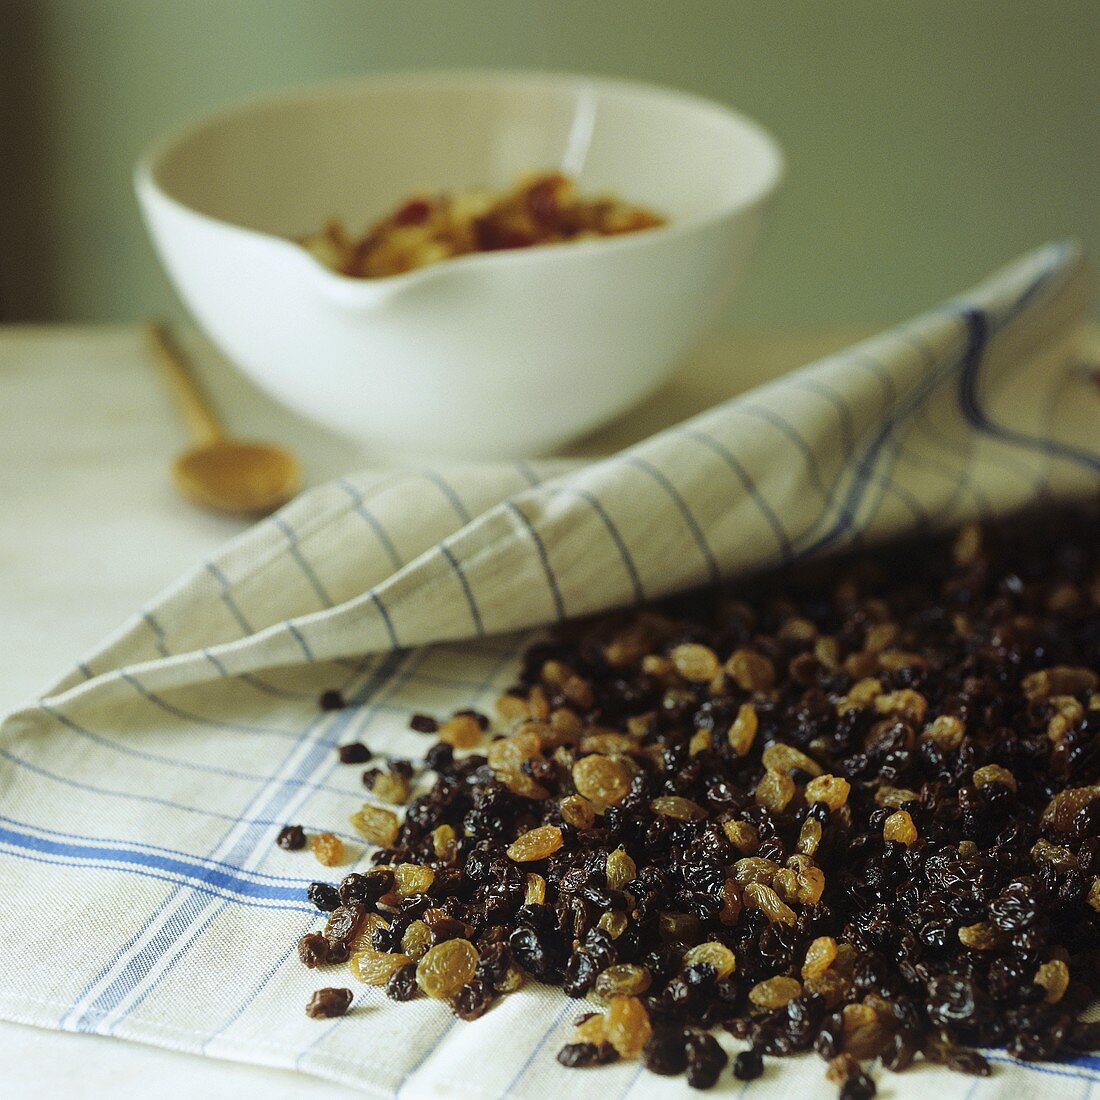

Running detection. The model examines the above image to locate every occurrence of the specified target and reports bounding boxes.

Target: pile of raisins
[294,508,1100,1094]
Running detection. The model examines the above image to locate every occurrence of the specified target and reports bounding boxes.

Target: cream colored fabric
[0,242,1097,1098]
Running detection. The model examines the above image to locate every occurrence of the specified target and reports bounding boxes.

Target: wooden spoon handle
[147,323,225,446]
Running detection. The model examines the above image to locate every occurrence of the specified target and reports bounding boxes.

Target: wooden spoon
[148,323,302,516]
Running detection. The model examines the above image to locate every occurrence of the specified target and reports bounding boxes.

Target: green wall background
[1,1,1097,327]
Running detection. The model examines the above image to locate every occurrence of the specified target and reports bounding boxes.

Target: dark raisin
[297,933,328,968]
[557,1042,610,1068]
[307,882,341,912]
[838,1069,876,1100]
[338,869,393,906]
[451,979,494,1020]
[945,1048,992,1076]
[323,904,364,948]
[643,1029,689,1076]
[410,713,439,733]
[684,1032,728,1089]
[319,689,347,711]
[337,741,371,764]
[425,742,454,771]
[385,963,419,1002]
[276,824,306,850]
[733,1049,764,1081]
[305,987,353,1018]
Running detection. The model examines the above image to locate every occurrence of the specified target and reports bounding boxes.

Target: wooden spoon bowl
[173,440,301,516]
[149,323,301,516]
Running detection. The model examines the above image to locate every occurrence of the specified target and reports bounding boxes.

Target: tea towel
[0,242,1097,1098]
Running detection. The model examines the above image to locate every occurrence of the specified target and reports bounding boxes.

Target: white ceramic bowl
[136,71,783,459]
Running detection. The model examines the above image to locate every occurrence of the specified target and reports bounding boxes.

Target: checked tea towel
[0,242,1098,1099]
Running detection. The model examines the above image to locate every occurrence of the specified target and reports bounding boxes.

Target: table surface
[0,322,885,1098]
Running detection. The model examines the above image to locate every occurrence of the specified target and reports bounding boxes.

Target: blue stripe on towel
[0,823,311,909]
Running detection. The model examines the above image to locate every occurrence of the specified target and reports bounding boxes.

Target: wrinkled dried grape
[733,1049,764,1081]
[1034,959,1070,1003]
[685,1031,727,1089]
[560,794,596,829]
[658,911,701,943]
[400,920,432,959]
[958,921,1005,950]
[683,942,735,979]
[744,882,797,925]
[733,856,780,886]
[524,872,547,905]
[337,741,371,764]
[495,693,529,724]
[506,824,563,862]
[643,1028,689,1075]
[1032,837,1078,869]
[874,785,919,808]
[384,962,419,1001]
[350,804,399,846]
[557,1041,619,1067]
[840,1003,890,1059]
[754,768,795,812]
[607,995,652,1058]
[572,1012,608,1045]
[351,947,413,985]
[749,976,803,1008]
[598,911,629,938]
[451,978,494,1020]
[298,933,328,968]
[323,904,363,947]
[689,729,712,756]
[393,863,435,896]
[727,703,758,755]
[837,677,882,712]
[606,848,637,890]
[309,832,345,867]
[305,987,352,1018]
[717,878,742,925]
[882,810,917,846]
[722,818,759,853]
[1041,787,1099,832]
[802,936,838,979]
[592,964,652,1004]
[1023,665,1098,700]
[727,648,775,692]
[651,796,707,820]
[839,1068,877,1100]
[972,764,1016,792]
[416,939,478,999]
[371,771,411,804]
[804,774,850,810]
[439,713,483,748]
[431,823,456,861]
[826,1053,860,1084]
[874,688,927,724]
[348,911,389,954]
[923,714,965,748]
[762,741,823,777]
[276,824,306,850]
[797,817,823,855]
[307,881,341,912]
[573,755,631,808]
[671,643,721,683]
